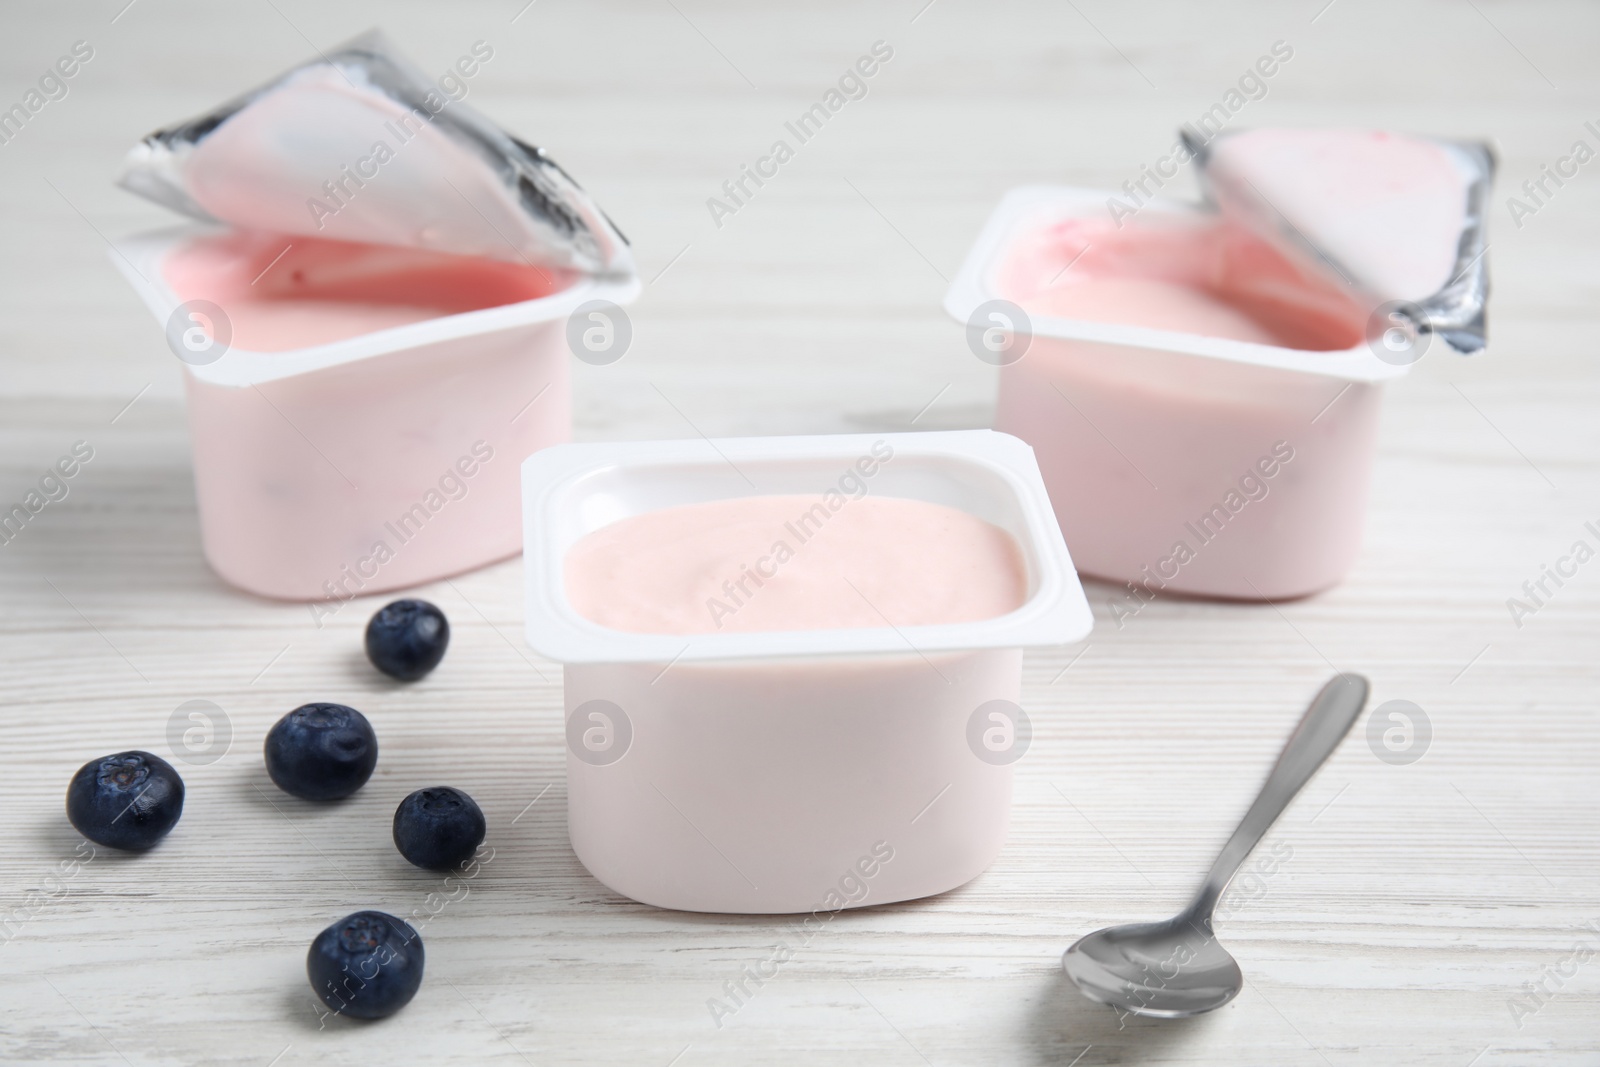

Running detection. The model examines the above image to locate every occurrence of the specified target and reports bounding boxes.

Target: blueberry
[66,751,184,851]
[264,703,377,801]
[307,910,424,1021]
[393,787,486,871]
[365,599,449,682]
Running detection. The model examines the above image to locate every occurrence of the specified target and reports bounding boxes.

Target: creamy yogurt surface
[998,213,1364,351]
[161,230,569,351]
[563,495,1028,635]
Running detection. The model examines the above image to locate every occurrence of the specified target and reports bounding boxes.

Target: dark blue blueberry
[365,599,449,682]
[264,703,377,801]
[66,751,184,851]
[307,910,424,1021]
[393,787,486,871]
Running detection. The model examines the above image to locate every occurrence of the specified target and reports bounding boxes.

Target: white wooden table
[3,1,1598,1063]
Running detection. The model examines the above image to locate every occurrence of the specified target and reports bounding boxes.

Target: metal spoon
[1062,672,1370,1019]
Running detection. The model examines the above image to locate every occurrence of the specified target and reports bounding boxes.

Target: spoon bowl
[1062,915,1243,1018]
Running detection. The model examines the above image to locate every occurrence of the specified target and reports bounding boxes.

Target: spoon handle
[1188,673,1370,922]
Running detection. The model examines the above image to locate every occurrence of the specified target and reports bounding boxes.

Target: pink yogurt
[563,494,1028,634]
[521,430,1094,914]
[113,225,626,602]
[953,188,1401,604]
[997,213,1363,350]
[161,230,571,350]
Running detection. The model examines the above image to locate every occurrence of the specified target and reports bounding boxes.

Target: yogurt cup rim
[111,222,641,388]
[943,185,1412,384]
[520,429,1094,664]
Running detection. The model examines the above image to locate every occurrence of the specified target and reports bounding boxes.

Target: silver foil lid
[1183,128,1493,354]
[117,30,631,277]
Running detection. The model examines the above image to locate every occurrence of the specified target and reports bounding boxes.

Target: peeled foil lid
[117,30,632,277]
[1183,128,1493,354]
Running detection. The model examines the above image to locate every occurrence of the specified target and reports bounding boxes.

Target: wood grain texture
[2,0,1598,1064]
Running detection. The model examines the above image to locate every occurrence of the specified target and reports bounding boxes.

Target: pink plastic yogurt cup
[113,225,639,601]
[945,187,1415,603]
[522,431,1093,914]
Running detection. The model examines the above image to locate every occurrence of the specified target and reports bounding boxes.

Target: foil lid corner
[117,28,632,278]
[1184,127,1493,356]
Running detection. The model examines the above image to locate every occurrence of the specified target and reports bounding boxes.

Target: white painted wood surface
[2,1,1598,1063]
